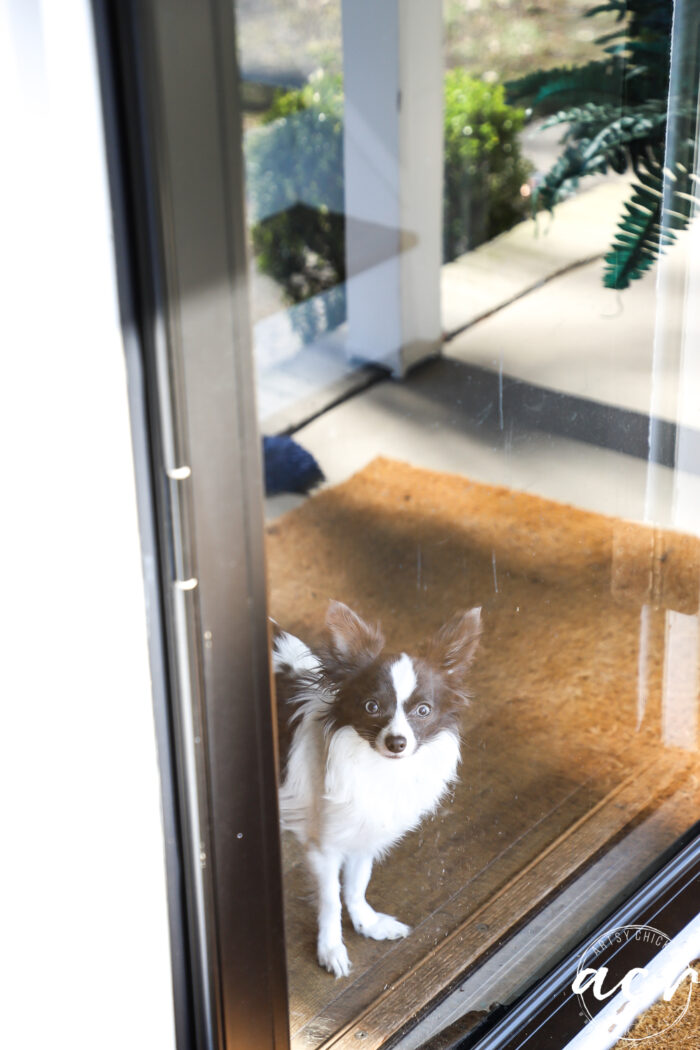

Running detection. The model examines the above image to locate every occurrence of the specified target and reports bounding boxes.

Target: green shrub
[245,70,532,324]
[443,70,531,259]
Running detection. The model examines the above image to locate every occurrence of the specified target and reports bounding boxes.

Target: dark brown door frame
[92,3,289,1048]
[461,828,700,1050]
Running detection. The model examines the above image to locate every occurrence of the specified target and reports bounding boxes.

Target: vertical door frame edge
[91,2,290,1049]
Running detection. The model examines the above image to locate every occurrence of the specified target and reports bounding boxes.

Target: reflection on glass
[236,0,700,1045]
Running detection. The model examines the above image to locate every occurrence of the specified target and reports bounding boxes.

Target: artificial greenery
[507,0,700,289]
[245,70,531,320]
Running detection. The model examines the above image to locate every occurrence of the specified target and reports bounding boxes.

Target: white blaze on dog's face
[320,601,482,759]
[374,654,418,758]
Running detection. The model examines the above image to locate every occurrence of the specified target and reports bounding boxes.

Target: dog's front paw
[318,939,351,978]
[356,911,411,941]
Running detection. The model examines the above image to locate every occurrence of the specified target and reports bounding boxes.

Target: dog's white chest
[321,726,460,855]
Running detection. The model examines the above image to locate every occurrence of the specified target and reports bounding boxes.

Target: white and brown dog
[274,600,481,977]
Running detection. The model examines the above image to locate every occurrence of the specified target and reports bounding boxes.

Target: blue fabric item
[263,435,324,495]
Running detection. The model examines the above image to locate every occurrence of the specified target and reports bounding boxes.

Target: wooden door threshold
[293,752,693,1050]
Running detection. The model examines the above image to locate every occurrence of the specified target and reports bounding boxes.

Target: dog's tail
[272,629,321,677]
[272,629,326,784]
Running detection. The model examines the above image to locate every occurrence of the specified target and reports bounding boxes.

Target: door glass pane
[236,1,700,1045]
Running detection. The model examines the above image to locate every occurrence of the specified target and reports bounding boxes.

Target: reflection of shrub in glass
[245,70,532,323]
[247,73,346,310]
[246,73,346,342]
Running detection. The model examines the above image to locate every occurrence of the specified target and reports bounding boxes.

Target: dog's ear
[429,608,482,683]
[323,600,384,676]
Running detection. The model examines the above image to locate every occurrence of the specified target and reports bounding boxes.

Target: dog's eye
[415,703,431,717]
[364,699,379,715]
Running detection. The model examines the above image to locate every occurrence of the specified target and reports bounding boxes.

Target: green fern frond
[541,100,667,140]
[506,59,623,115]
[594,29,628,46]
[603,162,700,288]
[534,107,667,213]
[585,2,627,18]
[509,0,688,291]
[508,1,671,117]
[541,102,624,131]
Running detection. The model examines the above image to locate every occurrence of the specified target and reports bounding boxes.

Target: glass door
[236,1,700,1046]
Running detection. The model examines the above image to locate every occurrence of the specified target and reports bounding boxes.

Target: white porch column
[341,0,444,375]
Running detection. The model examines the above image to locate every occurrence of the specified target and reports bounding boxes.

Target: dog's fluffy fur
[274,601,481,977]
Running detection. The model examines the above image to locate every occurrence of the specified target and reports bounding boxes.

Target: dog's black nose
[386,734,407,754]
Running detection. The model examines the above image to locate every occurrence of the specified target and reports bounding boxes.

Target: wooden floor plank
[318,754,691,1050]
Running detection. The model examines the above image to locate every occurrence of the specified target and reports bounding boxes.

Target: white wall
[0,2,176,1047]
